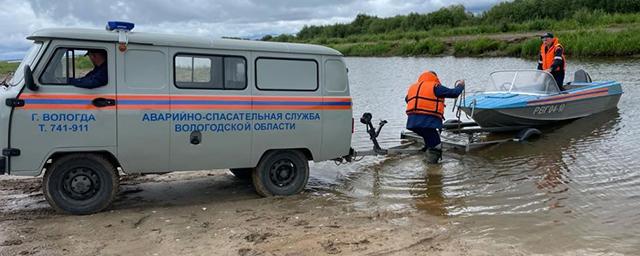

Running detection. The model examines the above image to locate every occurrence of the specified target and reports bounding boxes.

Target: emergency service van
[1,22,352,214]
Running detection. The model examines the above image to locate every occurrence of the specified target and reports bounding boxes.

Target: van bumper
[0,156,5,175]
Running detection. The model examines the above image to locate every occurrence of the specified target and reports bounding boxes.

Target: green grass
[0,61,19,77]
[330,42,394,57]
[561,28,640,57]
[453,38,504,56]
[325,28,640,58]
[407,39,447,55]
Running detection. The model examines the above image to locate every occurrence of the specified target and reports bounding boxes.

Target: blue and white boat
[459,70,623,128]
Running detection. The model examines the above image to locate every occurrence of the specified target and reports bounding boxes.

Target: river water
[311,57,640,254]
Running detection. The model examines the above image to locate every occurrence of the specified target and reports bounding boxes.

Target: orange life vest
[540,38,566,71]
[405,71,445,119]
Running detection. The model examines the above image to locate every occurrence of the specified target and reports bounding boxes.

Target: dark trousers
[551,70,565,90]
[409,127,441,149]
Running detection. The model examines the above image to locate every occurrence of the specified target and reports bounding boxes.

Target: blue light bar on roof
[106,21,135,31]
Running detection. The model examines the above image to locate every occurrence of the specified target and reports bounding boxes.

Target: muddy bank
[0,171,523,256]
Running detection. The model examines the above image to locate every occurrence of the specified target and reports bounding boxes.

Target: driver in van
[69,49,108,88]
[405,71,464,164]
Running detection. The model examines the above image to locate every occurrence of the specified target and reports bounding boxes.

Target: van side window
[256,57,318,91]
[40,48,108,88]
[174,54,246,90]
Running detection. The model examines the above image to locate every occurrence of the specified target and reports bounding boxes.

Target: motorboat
[458,69,623,127]
[355,70,623,154]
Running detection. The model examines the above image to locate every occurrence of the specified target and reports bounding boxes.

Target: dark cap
[85,49,106,56]
[540,32,554,39]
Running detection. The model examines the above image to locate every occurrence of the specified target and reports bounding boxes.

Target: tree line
[262,0,640,41]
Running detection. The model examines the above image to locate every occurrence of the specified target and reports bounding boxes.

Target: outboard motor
[574,69,592,83]
[357,113,442,163]
[360,113,387,154]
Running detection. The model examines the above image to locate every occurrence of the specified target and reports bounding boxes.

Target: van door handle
[92,97,116,107]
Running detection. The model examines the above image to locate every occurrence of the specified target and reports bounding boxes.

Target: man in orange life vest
[405,71,464,164]
[538,32,567,90]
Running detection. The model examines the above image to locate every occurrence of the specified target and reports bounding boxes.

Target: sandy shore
[0,171,523,256]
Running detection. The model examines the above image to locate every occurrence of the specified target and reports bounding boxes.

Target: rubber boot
[426,148,442,164]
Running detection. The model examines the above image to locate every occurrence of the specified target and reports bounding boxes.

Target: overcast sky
[0,0,503,60]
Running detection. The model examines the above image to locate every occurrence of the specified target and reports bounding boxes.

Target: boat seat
[565,69,592,90]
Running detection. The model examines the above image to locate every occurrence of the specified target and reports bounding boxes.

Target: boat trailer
[347,112,542,160]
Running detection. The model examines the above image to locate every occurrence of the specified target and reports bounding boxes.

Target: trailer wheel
[43,154,119,215]
[516,128,542,142]
[229,168,253,180]
[252,150,309,196]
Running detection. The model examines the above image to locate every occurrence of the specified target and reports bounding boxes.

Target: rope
[452,80,466,128]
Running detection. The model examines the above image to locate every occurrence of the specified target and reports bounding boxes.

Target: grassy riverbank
[265,0,640,58]
[0,56,93,77]
[327,27,640,58]
[0,61,19,77]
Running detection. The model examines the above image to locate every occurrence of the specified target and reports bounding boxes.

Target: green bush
[75,56,94,70]
[334,42,393,56]
[520,38,541,58]
[561,28,640,57]
[412,39,446,55]
[504,43,524,56]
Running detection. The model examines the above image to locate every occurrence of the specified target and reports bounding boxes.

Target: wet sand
[0,171,524,256]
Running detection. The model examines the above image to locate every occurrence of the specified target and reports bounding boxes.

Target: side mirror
[24,65,38,91]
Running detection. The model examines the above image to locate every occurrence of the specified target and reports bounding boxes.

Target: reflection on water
[310,57,640,254]
[411,165,447,216]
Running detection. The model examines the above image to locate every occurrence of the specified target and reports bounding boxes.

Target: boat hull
[460,94,621,127]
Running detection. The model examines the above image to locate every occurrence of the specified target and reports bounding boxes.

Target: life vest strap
[406,109,444,119]
[406,96,444,102]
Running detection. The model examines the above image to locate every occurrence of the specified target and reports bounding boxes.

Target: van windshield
[8,42,43,86]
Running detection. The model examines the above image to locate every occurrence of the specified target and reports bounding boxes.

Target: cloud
[0,0,502,60]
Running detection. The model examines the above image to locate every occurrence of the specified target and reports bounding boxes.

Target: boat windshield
[490,70,560,95]
[8,42,44,87]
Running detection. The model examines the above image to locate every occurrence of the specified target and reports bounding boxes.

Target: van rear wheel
[43,154,119,215]
[252,150,309,196]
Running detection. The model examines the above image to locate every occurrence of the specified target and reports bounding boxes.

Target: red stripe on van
[21,93,115,99]
[22,104,115,110]
[18,93,352,110]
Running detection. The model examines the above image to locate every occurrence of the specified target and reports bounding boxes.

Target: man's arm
[549,47,564,71]
[537,53,543,70]
[434,81,464,98]
[69,77,104,89]
[69,66,108,89]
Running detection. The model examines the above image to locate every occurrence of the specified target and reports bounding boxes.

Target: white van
[1,22,352,214]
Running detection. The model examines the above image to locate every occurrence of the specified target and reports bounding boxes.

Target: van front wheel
[252,150,309,196]
[43,154,119,215]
